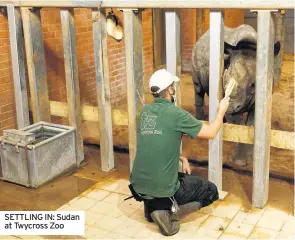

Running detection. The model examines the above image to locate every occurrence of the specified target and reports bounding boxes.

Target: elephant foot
[229,152,252,167]
[229,143,253,167]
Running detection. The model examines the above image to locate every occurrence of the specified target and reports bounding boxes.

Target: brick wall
[0,13,17,136]
[74,8,97,106]
[106,9,127,108]
[180,9,197,72]
[204,9,245,31]
[0,8,154,135]
[41,8,68,125]
[41,8,66,103]
[142,9,154,80]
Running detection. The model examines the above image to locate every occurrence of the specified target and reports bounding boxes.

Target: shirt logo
[140,113,162,135]
[141,113,157,130]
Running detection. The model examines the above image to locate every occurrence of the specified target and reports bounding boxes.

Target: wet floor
[0,171,96,211]
[0,145,129,211]
[0,144,293,215]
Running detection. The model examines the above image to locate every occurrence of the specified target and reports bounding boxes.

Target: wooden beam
[252,10,275,208]
[48,101,294,151]
[92,9,114,172]
[223,124,294,151]
[7,5,30,128]
[1,0,294,9]
[165,9,181,107]
[60,9,84,165]
[21,7,50,123]
[123,9,144,171]
[50,101,128,126]
[208,10,224,190]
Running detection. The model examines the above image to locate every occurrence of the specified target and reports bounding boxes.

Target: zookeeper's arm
[196,96,230,140]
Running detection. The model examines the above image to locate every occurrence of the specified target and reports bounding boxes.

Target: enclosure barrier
[0,0,294,208]
[0,0,294,9]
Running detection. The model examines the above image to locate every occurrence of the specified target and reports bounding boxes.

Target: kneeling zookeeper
[128,69,230,236]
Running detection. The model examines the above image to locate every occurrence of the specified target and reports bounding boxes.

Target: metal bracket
[119,8,143,14]
[0,136,8,150]
[31,7,42,13]
[92,11,100,23]
[250,9,279,14]
[0,7,7,17]
[15,139,23,153]
[15,144,20,153]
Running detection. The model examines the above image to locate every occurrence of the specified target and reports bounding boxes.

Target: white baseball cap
[149,69,180,94]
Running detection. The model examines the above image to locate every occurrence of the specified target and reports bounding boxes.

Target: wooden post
[273,11,284,85]
[7,5,30,128]
[123,9,144,171]
[165,9,182,171]
[21,7,50,123]
[253,10,275,208]
[165,9,181,107]
[208,10,224,190]
[92,9,114,172]
[60,9,84,165]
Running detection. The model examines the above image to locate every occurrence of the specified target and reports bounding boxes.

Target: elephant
[191,24,282,166]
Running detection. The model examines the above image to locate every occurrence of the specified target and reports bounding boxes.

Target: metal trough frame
[0,0,292,208]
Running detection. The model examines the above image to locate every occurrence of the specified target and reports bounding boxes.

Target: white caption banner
[0,211,85,235]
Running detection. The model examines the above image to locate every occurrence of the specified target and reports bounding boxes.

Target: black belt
[124,184,155,202]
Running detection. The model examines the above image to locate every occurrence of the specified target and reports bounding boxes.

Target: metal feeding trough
[0,122,77,188]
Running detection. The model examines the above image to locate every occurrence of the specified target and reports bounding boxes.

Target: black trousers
[144,172,219,213]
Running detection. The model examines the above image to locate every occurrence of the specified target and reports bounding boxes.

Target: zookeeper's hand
[218,96,230,116]
[180,156,191,175]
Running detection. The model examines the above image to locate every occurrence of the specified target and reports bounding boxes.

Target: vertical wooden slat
[123,9,144,171]
[92,9,114,172]
[165,9,181,107]
[165,9,182,171]
[7,5,30,128]
[253,10,275,208]
[21,7,50,123]
[208,10,224,190]
[60,9,84,165]
[273,11,284,84]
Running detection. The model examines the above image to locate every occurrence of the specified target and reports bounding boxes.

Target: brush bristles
[225,78,236,98]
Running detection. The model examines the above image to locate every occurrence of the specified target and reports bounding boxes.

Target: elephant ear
[224,24,281,56]
[223,24,282,94]
[224,24,257,49]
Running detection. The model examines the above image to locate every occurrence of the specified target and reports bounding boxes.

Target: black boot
[176,201,202,218]
[151,210,180,236]
[144,202,153,222]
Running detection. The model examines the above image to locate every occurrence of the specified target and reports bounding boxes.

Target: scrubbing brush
[225,78,236,98]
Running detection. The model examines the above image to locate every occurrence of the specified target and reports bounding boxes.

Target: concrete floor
[0,145,294,239]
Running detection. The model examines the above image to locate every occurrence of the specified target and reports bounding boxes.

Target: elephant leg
[192,71,205,120]
[228,113,254,167]
[194,84,205,120]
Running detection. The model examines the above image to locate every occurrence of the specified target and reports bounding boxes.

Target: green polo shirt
[130,98,203,198]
